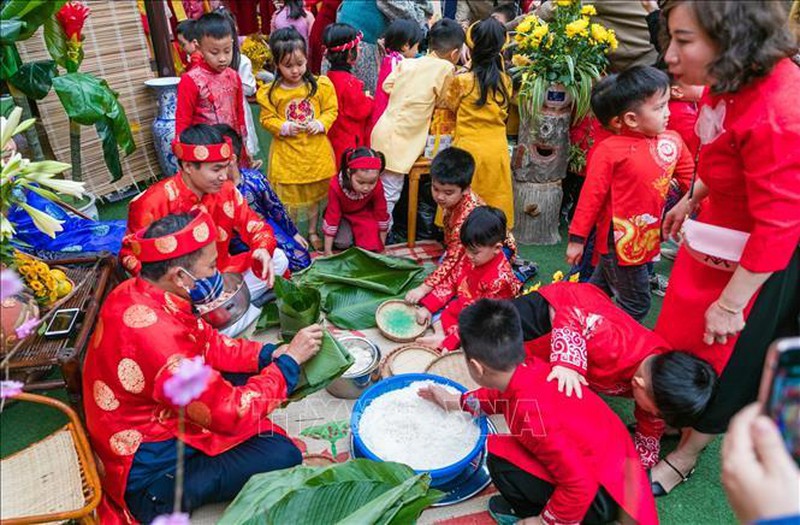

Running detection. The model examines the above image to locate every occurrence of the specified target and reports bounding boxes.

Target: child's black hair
[323,23,359,72]
[282,0,307,20]
[213,123,242,158]
[428,18,465,54]
[339,147,385,192]
[382,19,424,54]
[468,17,509,108]
[178,124,225,169]
[430,147,474,189]
[650,351,718,429]
[176,19,197,42]
[460,206,507,249]
[590,65,670,127]
[492,4,518,23]
[268,27,317,106]
[194,11,234,42]
[459,299,525,372]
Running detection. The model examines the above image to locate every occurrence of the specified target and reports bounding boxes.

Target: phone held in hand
[759,337,800,466]
[43,308,81,340]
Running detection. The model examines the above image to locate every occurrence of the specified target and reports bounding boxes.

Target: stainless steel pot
[326,336,382,399]
[200,272,251,330]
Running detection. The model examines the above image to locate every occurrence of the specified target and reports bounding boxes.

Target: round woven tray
[375,300,428,343]
[381,344,440,378]
[425,351,479,391]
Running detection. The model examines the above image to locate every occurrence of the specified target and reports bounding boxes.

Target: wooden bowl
[381,344,440,378]
[426,351,479,391]
[375,299,428,343]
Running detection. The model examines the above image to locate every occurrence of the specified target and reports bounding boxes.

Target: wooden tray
[375,299,428,343]
[381,344,440,378]
[426,351,479,391]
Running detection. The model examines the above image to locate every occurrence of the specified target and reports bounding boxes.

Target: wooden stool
[406,157,432,248]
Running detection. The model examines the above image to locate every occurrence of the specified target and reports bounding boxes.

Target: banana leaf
[273,276,321,340]
[254,301,279,332]
[220,460,443,525]
[293,248,429,330]
[289,330,353,401]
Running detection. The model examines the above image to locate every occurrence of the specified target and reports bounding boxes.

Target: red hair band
[130,210,218,263]
[327,31,363,53]
[348,155,382,170]
[172,136,233,163]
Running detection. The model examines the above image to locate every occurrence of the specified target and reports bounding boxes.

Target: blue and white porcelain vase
[145,77,180,178]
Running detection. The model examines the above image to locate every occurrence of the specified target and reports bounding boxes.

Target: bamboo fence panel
[17,0,162,199]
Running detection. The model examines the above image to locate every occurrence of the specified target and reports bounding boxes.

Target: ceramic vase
[145,77,180,178]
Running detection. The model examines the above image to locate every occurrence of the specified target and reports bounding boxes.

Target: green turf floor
[1,202,734,524]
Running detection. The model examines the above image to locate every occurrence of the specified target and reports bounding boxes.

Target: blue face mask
[180,268,224,306]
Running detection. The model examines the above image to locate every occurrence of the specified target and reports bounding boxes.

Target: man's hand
[405,284,432,305]
[722,403,800,523]
[565,241,585,266]
[418,384,462,411]
[416,307,432,326]
[285,324,324,365]
[547,365,588,398]
[252,248,275,287]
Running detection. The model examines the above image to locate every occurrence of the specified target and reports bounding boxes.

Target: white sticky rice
[345,344,375,376]
[358,380,480,470]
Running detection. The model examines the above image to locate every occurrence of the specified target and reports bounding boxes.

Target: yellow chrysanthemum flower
[532,23,549,39]
[606,29,619,51]
[516,16,535,34]
[552,270,565,283]
[511,54,533,67]
[565,18,589,38]
[555,0,573,6]
[30,280,44,292]
[590,23,608,43]
[568,273,581,283]
[581,5,597,16]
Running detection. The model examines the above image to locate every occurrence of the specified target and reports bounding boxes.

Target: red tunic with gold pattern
[462,361,658,525]
[119,173,276,276]
[569,129,694,265]
[420,251,520,351]
[523,282,671,468]
[82,278,292,523]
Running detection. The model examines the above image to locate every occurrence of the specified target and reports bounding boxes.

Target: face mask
[179,267,224,306]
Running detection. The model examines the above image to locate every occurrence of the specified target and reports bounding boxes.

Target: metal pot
[326,336,381,399]
[200,273,250,330]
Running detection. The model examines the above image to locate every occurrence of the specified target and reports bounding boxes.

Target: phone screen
[766,349,800,465]
[47,309,77,334]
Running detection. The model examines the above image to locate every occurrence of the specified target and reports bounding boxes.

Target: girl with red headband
[324,23,375,170]
[322,147,390,256]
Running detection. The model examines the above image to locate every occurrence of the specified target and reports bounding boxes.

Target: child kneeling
[322,147,389,256]
[420,299,658,525]
[416,206,519,351]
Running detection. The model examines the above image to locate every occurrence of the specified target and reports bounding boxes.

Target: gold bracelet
[716,300,743,315]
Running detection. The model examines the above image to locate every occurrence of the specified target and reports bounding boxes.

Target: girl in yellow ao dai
[258,27,338,248]
[445,18,514,228]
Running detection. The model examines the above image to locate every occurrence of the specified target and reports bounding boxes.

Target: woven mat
[192,322,504,524]
[310,240,445,266]
[0,427,85,522]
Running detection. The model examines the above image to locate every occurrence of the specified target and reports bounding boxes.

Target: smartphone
[44,308,81,340]
[759,337,800,465]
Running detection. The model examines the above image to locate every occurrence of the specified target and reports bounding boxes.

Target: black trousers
[694,247,800,434]
[487,454,618,524]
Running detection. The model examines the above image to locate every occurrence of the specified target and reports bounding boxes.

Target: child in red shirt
[323,23,374,169]
[322,147,389,255]
[416,206,520,351]
[567,66,693,321]
[667,79,704,158]
[175,12,247,143]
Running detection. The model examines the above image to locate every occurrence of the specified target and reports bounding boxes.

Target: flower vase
[145,77,181,178]
[543,83,572,111]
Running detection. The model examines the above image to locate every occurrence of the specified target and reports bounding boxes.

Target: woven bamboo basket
[380,344,440,379]
[375,299,429,343]
[17,0,161,199]
[425,351,480,391]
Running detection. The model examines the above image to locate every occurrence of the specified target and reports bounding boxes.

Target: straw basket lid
[375,299,428,343]
[425,351,479,391]
[381,344,440,378]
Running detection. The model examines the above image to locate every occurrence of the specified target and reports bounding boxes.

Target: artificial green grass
[1,204,734,523]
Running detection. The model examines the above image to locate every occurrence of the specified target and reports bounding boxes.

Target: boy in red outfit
[175,12,247,143]
[567,66,694,321]
[323,23,374,169]
[512,281,717,468]
[416,206,520,351]
[667,78,704,158]
[420,299,659,525]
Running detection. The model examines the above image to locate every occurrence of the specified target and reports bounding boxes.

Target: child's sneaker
[488,495,519,525]
[512,257,539,283]
[650,273,669,297]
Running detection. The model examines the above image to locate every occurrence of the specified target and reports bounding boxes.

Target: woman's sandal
[308,232,323,252]
[651,458,696,497]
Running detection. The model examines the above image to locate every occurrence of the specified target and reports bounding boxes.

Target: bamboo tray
[375,300,428,343]
[380,344,440,378]
[425,351,479,391]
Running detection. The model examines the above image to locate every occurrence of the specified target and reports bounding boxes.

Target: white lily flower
[0,108,22,149]
[35,176,85,198]
[18,202,65,238]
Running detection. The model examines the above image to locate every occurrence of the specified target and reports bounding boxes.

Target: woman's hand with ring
[703,300,745,345]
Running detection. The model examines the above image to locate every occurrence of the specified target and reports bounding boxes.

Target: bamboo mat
[17,0,161,199]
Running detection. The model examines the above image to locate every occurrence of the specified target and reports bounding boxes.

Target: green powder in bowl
[376,300,428,342]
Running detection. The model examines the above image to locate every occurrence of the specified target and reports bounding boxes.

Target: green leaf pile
[273,275,321,340]
[219,459,444,525]
[293,248,430,330]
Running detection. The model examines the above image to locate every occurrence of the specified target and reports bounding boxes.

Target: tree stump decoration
[511,105,572,245]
